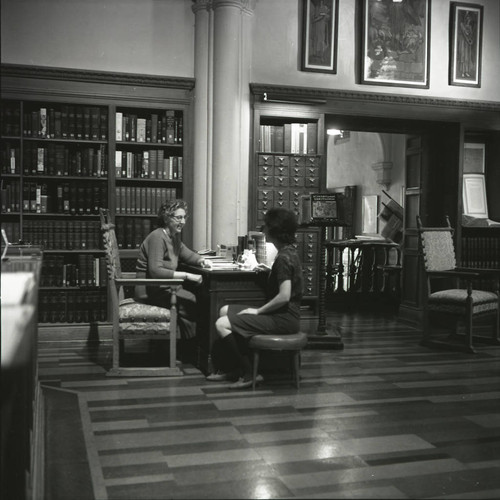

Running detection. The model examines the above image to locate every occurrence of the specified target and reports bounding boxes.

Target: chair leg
[421,308,430,344]
[293,351,300,389]
[494,309,500,343]
[169,328,176,370]
[465,312,473,352]
[114,335,121,370]
[252,351,260,390]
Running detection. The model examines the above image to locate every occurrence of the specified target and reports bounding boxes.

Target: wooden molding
[1,63,195,90]
[250,83,500,113]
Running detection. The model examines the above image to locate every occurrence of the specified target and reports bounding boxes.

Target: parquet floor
[39,310,500,499]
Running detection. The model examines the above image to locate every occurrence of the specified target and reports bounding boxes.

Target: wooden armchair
[100,209,185,376]
[417,215,500,353]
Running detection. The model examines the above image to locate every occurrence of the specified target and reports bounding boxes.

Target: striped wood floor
[39,310,500,499]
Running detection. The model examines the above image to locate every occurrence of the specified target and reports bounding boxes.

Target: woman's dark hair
[156,199,188,228]
[263,208,298,245]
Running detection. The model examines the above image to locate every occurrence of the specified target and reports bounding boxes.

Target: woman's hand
[186,272,203,284]
[237,307,259,315]
[200,258,213,269]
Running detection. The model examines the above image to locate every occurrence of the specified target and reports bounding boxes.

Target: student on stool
[207,207,303,389]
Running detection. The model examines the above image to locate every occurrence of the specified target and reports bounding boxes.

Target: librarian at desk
[135,200,212,340]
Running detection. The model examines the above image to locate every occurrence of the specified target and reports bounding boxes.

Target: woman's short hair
[157,199,188,228]
[263,208,298,245]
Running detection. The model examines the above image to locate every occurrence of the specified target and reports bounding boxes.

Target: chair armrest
[427,270,480,279]
[115,278,185,286]
[455,267,500,278]
[377,265,402,271]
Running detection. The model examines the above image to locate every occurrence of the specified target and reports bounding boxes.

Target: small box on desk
[217,243,238,261]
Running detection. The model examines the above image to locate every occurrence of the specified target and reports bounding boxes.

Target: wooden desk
[183,266,268,373]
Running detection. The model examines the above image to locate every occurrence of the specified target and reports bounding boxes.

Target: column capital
[212,0,255,14]
[191,0,212,15]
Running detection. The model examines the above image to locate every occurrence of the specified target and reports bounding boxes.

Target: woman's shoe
[228,374,264,390]
[206,371,230,381]
[228,378,253,389]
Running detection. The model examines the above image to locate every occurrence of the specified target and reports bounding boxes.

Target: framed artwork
[301,0,339,73]
[463,143,485,174]
[359,0,431,88]
[362,195,379,234]
[463,174,488,218]
[449,2,483,87]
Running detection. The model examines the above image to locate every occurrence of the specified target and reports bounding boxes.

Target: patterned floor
[39,310,500,499]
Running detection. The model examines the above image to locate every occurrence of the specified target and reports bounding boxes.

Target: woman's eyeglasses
[170,215,189,222]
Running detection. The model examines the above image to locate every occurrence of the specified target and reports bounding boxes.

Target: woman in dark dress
[209,207,303,389]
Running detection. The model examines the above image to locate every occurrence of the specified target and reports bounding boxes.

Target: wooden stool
[248,332,308,389]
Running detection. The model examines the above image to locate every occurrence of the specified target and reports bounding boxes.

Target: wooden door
[400,135,426,321]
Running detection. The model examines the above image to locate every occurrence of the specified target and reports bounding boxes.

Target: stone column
[210,0,254,248]
[191,0,213,250]
[191,0,254,250]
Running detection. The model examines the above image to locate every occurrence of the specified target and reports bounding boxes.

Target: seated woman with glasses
[135,199,212,341]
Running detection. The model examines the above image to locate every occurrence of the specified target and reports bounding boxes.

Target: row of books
[1,104,21,136]
[461,235,500,268]
[1,180,20,212]
[115,217,153,249]
[116,110,183,144]
[22,182,107,215]
[41,254,107,287]
[38,290,107,324]
[1,145,20,174]
[23,219,102,250]
[115,150,182,180]
[23,144,108,177]
[259,123,317,154]
[115,186,178,215]
[23,105,108,140]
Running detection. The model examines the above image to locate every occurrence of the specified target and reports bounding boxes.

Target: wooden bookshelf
[1,65,194,336]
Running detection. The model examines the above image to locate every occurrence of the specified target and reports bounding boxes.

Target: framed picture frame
[362,195,379,234]
[463,174,488,218]
[449,2,483,87]
[463,143,485,174]
[301,0,339,74]
[359,0,431,88]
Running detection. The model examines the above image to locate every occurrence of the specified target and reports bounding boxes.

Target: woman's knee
[218,305,229,317]
[215,315,231,337]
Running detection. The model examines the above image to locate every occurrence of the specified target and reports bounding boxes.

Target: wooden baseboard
[38,323,112,342]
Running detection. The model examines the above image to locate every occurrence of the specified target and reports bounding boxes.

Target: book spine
[91,107,100,140]
[75,106,83,139]
[151,114,158,143]
[137,118,146,143]
[39,108,47,138]
[83,106,91,140]
[175,110,183,145]
[307,123,317,154]
[100,109,107,140]
[142,151,149,178]
[115,112,123,141]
